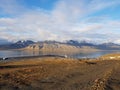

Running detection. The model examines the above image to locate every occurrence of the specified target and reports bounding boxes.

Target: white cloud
[0,0,120,43]
[114,39,120,44]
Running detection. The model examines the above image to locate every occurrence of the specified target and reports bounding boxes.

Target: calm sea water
[0,50,120,59]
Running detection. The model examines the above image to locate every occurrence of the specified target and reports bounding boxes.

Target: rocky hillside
[0,40,120,51]
[23,42,99,53]
[0,40,34,50]
[97,42,120,50]
[24,43,79,53]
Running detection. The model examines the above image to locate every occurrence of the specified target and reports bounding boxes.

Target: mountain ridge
[0,40,120,51]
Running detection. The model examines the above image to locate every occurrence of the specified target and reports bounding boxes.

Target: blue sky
[20,0,58,10]
[0,0,120,44]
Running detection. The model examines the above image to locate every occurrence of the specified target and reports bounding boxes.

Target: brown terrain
[23,43,99,53]
[0,54,120,90]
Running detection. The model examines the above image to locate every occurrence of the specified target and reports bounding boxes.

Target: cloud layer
[0,0,120,43]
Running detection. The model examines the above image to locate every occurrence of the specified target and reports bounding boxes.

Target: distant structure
[64,55,68,58]
[2,57,8,60]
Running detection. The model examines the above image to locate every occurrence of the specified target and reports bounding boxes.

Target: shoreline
[0,54,66,61]
[0,54,100,62]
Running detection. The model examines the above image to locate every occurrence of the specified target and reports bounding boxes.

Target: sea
[0,50,120,59]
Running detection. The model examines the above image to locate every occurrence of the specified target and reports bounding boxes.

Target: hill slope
[23,42,98,53]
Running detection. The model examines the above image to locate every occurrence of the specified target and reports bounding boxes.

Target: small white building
[64,55,68,58]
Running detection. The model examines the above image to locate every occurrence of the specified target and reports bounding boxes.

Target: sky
[0,0,120,44]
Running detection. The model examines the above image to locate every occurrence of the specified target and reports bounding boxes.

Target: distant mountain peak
[101,42,119,46]
[9,40,35,49]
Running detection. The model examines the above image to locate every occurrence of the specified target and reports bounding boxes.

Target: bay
[0,50,120,59]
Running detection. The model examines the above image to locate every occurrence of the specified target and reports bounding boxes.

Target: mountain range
[0,40,120,51]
